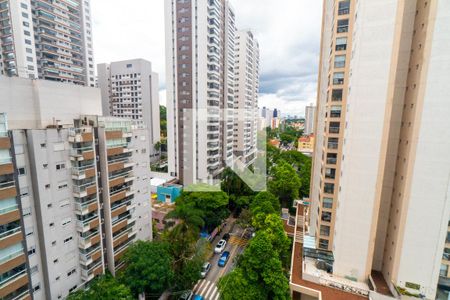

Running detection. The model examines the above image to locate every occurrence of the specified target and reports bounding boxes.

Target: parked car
[218,251,230,267]
[179,290,193,300]
[193,295,204,300]
[200,262,211,278]
[222,233,231,241]
[214,239,227,253]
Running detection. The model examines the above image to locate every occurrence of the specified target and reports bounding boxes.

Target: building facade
[233,30,259,166]
[292,0,450,299]
[97,59,161,161]
[304,104,316,135]
[0,77,152,299]
[0,0,95,86]
[165,0,236,185]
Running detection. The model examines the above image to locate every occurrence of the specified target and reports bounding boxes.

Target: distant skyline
[91,0,322,116]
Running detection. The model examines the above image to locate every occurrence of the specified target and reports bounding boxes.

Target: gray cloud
[91,0,322,116]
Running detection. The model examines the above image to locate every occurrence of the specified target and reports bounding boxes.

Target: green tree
[239,231,290,300]
[67,273,133,300]
[221,167,254,197]
[119,241,174,297]
[268,160,301,207]
[218,268,267,300]
[178,191,229,231]
[160,105,167,137]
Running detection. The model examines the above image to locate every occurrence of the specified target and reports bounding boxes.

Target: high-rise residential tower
[0,0,95,86]
[290,0,450,299]
[0,76,152,300]
[304,104,316,135]
[165,0,236,185]
[233,30,259,166]
[97,59,161,161]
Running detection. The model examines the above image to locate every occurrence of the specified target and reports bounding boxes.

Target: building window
[321,211,332,222]
[323,197,333,209]
[28,246,36,255]
[67,268,76,277]
[61,218,71,226]
[331,89,343,101]
[17,167,26,176]
[338,0,350,15]
[56,163,66,170]
[63,236,73,244]
[320,225,330,237]
[335,37,347,51]
[329,122,340,134]
[334,55,346,68]
[330,105,342,118]
[337,19,349,33]
[319,239,329,249]
[126,64,132,68]
[440,264,448,277]
[58,181,68,190]
[325,168,336,179]
[324,183,335,194]
[333,72,345,85]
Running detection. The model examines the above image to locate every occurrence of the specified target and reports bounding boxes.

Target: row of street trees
[218,192,291,300]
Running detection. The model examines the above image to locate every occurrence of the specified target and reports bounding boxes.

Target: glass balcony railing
[0,180,15,190]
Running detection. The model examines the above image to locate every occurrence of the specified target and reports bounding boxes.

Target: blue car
[218,251,230,267]
[193,295,204,300]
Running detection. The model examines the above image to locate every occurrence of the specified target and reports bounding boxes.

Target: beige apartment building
[291,0,450,299]
[0,76,152,299]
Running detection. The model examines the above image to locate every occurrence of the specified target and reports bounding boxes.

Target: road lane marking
[204,283,216,299]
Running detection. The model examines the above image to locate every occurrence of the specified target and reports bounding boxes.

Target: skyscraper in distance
[304,103,316,135]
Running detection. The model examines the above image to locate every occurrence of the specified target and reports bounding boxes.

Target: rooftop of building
[290,201,369,300]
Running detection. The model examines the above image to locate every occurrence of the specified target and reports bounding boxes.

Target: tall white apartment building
[304,104,315,135]
[0,0,95,86]
[0,76,152,300]
[290,1,450,300]
[97,59,161,161]
[165,0,236,185]
[233,30,259,166]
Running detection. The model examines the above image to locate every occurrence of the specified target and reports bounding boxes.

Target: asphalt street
[192,218,248,299]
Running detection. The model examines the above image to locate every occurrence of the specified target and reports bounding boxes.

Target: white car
[214,239,227,254]
[200,262,211,278]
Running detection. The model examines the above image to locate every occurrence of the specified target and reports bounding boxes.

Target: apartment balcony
[76,216,99,233]
[0,179,16,200]
[0,205,20,227]
[109,172,134,189]
[112,216,136,235]
[81,260,103,282]
[79,246,102,266]
[72,165,96,180]
[74,198,98,216]
[105,130,132,140]
[328,126,340,134]
[110,187,134,205]
[0,250,26,278]
[78,231,101,250]
[0,269,28,300]
[327,142,339,150]
[107,144,132,157]
[0,226,22,249]
[70,146,95,161]
[73,182,97,198]
[113,226,135,248]
[0,158,13,176]
[68,128,93,143]
[113,239,134,263]
[111,200,134,219]
[108,156,134,173]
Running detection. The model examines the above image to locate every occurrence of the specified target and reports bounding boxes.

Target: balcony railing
[0,225,20,240]
[329,127,340,134]
[0,157,12,165]
[0,180,15,190]
[0,268,26,286]
[0,248,23,264]
[327,142,338,150]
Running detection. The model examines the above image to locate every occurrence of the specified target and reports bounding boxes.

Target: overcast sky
[91,0,322,117]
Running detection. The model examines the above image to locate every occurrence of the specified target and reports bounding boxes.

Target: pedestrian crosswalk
[193,280,220,300]
[228,235,248,247]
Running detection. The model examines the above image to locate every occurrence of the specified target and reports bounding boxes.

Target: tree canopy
[119,241,174,297]
[268,159,301,206]
[67,273,133,300]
